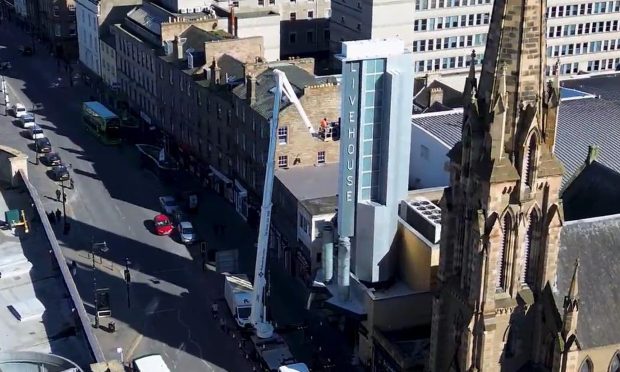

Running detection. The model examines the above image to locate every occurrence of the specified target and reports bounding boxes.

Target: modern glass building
[337,39,414,283]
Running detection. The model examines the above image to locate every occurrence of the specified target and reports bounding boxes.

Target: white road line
[176,308,213,371]
[125,334,144,362]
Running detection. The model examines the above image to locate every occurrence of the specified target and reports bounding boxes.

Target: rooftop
[0,187,91,368]
[413,91,620,186]
[554,213,620,349]
[562,73,620,102]
[275,164,339,202]
[233,63,331,119]
[299,195,338,216]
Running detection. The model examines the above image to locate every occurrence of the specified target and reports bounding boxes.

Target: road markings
[125,334,143,362]
[176,308,214,371]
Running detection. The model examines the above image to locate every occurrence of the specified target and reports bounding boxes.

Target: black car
[0,61,11,70]
[19,46,33,56]
[42,152,61,166]
[35,137,52,153]
[51,165,70,181]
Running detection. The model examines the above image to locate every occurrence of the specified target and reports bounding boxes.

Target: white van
[132,354,171,372]
[29,125,44,140]
[12,103,27,118]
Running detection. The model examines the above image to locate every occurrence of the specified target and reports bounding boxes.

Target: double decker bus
[81,101,122,145]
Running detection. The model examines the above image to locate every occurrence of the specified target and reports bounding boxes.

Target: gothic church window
[523,134,537,187]
[609,352,620,372]
[522,209,540,286]
[497,213,512,290]
[580,358,594,372]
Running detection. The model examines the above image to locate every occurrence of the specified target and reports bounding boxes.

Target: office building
[210,0,332,64]
[412,0,620,76]
[329,0,414,70]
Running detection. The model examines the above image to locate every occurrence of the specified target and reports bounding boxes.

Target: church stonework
[428,0,567,370]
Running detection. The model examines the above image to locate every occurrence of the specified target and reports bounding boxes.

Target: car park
[34,137,51,153]
[177,221,196,244]
[158,196,180,215]
[19,113,35,128]
[51,164,70,181]
[12,103,27,118]
[153,214,173,235]
[28,124,44,139]
[42,152,61,166]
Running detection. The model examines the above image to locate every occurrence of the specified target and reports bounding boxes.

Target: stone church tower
[428,0,566,370]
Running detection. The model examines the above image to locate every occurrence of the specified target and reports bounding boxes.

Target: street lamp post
[124,257,131,309]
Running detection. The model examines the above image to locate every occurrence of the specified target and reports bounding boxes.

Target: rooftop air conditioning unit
[406,197,442,244]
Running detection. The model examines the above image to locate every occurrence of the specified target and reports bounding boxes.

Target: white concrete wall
[231,15,281,61]
[76,0,101,76]
[409,123,450,189]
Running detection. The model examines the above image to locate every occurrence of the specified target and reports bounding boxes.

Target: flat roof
[83,101,117,119]
[275,164,339,202]
[0,188,92,367]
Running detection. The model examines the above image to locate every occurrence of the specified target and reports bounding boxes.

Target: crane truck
[223,69,314,371]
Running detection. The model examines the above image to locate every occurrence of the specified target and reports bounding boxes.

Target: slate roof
[126,3,171,35]
[233,64,317,119]
[275,164,339,202]
[413,79,463,113]
[555,214,620,349]
[561,161,620,221]
[412,97,620,185]
[562,73,620,102]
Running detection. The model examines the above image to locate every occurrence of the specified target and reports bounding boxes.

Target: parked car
[158,196,180,215]
[12,103,27,118]
[153,214,173,235]
[42,152,62,166]
[35,137,52,153]
[19,113,35,128]
[19,46,33,56]
[51,164,70,181]
[177,221,196,244]
[28,124,44,139]
[0,61,11,70]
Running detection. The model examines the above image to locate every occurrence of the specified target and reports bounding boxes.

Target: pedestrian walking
[55,209,62,222]
[49,211,56,225]
[55,189,61,201]
[70,260,77,276]
[211,302,218,318]
[219,317,226,333]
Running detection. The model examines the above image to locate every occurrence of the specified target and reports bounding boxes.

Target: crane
[249,69,316,339]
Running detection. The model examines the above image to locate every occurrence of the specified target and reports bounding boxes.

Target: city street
[0,23,255,371]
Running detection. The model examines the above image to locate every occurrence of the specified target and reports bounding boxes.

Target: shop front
[208,165,233,202]
[233,180,248,221]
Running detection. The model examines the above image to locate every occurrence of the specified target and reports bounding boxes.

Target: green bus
[81,101,122,145]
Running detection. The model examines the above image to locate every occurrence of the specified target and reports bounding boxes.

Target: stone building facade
[428,0,566,370]
[231,58,341,199]
[428,0,620,371]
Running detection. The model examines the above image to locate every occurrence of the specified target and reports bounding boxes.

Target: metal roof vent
[405,197,442,243]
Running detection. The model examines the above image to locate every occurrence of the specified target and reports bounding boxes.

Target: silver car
[177,221,195,244]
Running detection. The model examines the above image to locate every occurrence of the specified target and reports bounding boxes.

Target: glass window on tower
[359,58,386,203]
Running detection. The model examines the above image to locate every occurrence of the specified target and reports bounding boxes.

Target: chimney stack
[173,35,185,60]
[246,74,257,105]
[210,58,221,85]
[228,6,236,36]
[429,87,444,106]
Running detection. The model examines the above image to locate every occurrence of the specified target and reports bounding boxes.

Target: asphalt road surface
[0,22,254,371]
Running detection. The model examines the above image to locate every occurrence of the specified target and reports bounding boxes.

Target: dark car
[19,46,33,56]
[0,61,11,70]
[42,152,61,166]
[35,137,52,153]
[51,164,70,181]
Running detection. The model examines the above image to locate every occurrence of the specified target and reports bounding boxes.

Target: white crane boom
[249,69,315,339]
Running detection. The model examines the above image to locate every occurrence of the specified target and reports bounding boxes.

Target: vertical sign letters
[337,60,361,237]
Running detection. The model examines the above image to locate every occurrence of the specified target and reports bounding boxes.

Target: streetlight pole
[124,257,131,309]
[92,238,99,328]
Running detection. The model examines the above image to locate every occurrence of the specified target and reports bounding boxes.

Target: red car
[153,214,173,235]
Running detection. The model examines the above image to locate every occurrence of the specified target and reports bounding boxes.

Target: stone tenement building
[429,0,620,371]
[231,58,341,198]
